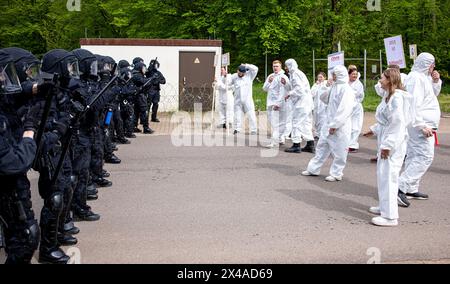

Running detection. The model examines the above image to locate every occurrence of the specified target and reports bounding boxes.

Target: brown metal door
[179,52,215,112]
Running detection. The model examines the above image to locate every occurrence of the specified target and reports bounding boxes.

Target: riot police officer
[0,49,40,264]
[118,60,136,139]
[146,59,166,123]
[132,61,154,134]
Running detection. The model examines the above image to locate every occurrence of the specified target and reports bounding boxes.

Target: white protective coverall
[283,97,293,140]
[311,80,328,138]
[216,73,234,126]
[306,65,356,179]
[398,53,441,194]
[263,70,290,144]
[370,89,412,220]
[231,64,258,133]
[348,78,365,149]
[285,59,314,144]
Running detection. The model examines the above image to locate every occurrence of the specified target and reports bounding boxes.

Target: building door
[179,52,215,112]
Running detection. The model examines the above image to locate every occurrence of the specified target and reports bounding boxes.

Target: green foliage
[0,0,449,78]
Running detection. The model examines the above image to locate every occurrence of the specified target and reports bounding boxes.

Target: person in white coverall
[263,60,290,147]
[215,66,234,129]
[397,52,441,207]
[364,68,413,227]
[283,65,293,140]
[231,64,259,134]
[302,65,355,182]
[311,72,328,139]
[348,66,365,153]
[284,59,315,154]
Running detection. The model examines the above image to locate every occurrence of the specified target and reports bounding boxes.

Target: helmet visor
[90,60,98,76]
[26,62,41,80]
[0,63,22,94]
[67,59,80,79]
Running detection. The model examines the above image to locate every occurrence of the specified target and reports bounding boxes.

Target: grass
[251,80,450,113]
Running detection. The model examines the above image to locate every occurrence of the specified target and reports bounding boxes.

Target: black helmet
[0,49,22,95]
[133,62,146,74]
[95,54,116,76]
[2,47,40,83]
[72,48,98,78]
[118,59,130,69]
[41,49,80,85]
[132,57,144,66]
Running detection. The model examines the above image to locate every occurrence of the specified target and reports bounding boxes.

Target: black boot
[301,140,315,153]
[105,154,121,164]
[57,232,78,246]
[93,177,112,188]
[125,133,137,138]
[39,209,70,264]
[64,221,80,235]
[102,170,110,178]
[116,137,131,144]
[285,143,301,153]
[133,127,142,133]
[73,207,101,222]
[87,183,98,194]
[143,126,155,134]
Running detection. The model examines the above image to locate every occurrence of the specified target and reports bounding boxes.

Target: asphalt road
[1,113,450,264]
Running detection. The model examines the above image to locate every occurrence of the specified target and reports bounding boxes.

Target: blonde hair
[273,60,282,66]
[383,68,404,98]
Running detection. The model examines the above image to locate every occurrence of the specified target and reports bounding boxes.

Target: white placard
[327,51,345,78]
[409,44,417,60]
[384,35,406,68]
[221,53,230,66]
[372,65,378,74]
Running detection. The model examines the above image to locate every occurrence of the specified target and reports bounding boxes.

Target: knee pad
[25,220,40,250]
[45,192,64,214]
[70,175,78,189]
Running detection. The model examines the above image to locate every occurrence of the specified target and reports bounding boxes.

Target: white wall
[80,45,222,112]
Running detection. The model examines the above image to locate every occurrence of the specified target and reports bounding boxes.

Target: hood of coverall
[411,52,435,76]
[333,65,349,84]
[285,59,298,73]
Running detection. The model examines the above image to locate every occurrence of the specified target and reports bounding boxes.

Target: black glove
[70,119,80,133]
[37,79,56,96]
[23,102,44,132]
[52,116,70,137]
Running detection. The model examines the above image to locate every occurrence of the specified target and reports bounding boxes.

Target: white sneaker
[368,206,381,215]
[301,170,317,176]
[325,175,342,182]
[371,216,398,227]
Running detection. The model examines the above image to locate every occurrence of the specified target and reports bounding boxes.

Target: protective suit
[284,59,314,151]
[370,89,412,222]
[431,77,442,96]
[348,77,364,150]
[215,73,234,127]
[304,65,355,180]
[399,53,441,195]
[263,69,289,145]
[231,64,258,133]
[311,80,328,138]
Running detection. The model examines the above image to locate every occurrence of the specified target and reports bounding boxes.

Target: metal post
[313,50,316,83]
[265,50,268,80]
[364,49,367,89]
[379,50,383,76]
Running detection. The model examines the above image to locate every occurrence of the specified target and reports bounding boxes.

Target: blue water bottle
[105,108,113,126]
